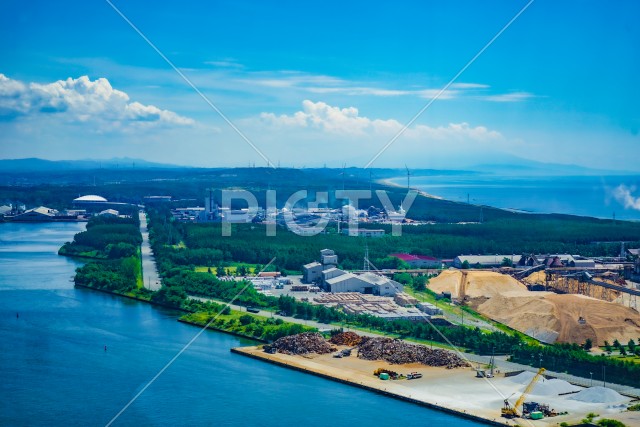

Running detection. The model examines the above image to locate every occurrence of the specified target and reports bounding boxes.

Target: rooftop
[73,194,108,203]
[390,253,439,262]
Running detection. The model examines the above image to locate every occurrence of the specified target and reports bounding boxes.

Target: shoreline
[232,346,511,427]
[377,177,445,200]
[178,318,266,342]
[74,283,279,343]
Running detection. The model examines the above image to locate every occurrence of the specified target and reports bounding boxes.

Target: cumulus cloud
[0,74,193,126]
[612,184,640,211]
[258,100,502,141]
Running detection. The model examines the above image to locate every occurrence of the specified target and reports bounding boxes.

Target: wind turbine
[405,164,412,190]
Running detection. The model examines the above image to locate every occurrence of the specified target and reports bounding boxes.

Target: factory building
[10,206,60,221]
[341,228,385,237]
[72,195,134,214]
[325,271,402,297]
[518,254,596,269]
[628,249,640,275]
[321,267,345,283]
[303,249,339,283]
[453,254,522,269]
[143,196,172,204]
[390,253,442,268]
[302,262,323,283]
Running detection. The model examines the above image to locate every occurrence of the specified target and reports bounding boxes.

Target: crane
[501,368,546,419]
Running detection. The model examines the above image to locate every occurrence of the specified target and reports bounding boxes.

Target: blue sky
[0,0,638,170]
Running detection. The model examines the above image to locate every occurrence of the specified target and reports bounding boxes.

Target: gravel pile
[357,337,469,369]
[569,386,627,404]
[508,371,580,396]
[271,332,337,355]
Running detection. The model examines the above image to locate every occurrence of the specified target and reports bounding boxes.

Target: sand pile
[523,270,546,286]
[429,270,640,345]
[507,371,580,396]
[429,270,528,299]
[569,386,627,404]
[476,292,640,345]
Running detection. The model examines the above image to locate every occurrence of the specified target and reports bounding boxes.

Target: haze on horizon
[0,1,638,172]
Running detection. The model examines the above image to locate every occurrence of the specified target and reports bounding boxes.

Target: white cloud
[481,92,536,102]
[0,74,194,126]
[204,59,244,69]
[258,100,502,140]
[450,83,490,89]
[612,184,640,211]
[242,71,531,102]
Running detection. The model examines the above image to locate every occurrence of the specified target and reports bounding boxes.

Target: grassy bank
[180,311,316,342]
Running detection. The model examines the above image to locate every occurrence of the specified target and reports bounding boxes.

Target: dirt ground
[235,345,633,427]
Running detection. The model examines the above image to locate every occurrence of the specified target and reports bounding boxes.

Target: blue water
[0,222,482,426]
[394,174,640,220]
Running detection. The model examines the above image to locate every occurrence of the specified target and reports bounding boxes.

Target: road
[139,211,161,291]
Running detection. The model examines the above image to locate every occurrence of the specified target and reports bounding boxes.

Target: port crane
[501,368,545,419]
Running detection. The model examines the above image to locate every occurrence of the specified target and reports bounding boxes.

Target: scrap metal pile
[271,332,337,355]
[357,337,469,369]
[329,331,363,346]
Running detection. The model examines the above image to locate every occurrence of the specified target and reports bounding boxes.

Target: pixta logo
[218,189,418,237]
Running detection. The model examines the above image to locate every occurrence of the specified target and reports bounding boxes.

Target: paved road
[139,211,161,291]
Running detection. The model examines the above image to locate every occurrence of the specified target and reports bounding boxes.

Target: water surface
[0,222,483,426]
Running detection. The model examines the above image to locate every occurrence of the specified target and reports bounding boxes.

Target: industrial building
[303,249,338,283]
[171,207,206,222]
[143,196,172,204]
[341,228,385,237]
[10,206,60,221]
[72,195,109,211]
[98,209,120,217]
[453,255,521,269]
[324,271,402,296]
[321,267,345,283]
[72,195,134,214]
[629,249,640,276]
[518,254,596,269]
[390,253,442,268]
[302,262,323,283]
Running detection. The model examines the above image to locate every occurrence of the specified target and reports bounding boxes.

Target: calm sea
[0,222,482,426]
[391,174,640,220]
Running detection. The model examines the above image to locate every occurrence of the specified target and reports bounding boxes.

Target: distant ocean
[390,174,640,221]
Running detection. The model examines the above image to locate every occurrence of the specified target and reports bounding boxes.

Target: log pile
[329,331,363,346]
[271,332,337,355]
[357,337,469,369]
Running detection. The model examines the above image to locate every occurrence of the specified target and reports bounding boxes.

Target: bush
[596,419,626,427]
[239,314,254,325]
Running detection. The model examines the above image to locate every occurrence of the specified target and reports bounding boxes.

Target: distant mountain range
[0,156,635,176]
[0,158,186,172]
